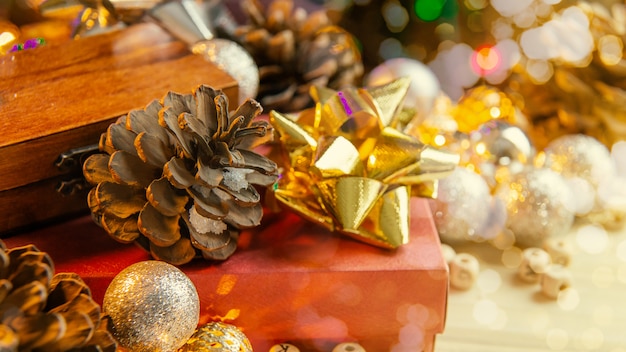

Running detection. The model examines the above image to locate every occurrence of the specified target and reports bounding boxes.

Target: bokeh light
[383,1,410,33]
[519,6,593,64]
[491,0,534,17]
[414,0,446,21]
[593,305,613,326]
[581,327,604,350]
[471,45,502,75]
[473,299,499,325]
[598,35,623,66]
[414,0,458,22]
[379,37,405,60]
[465,0,488,11]
[591,266,615,289]
[501,246,522,267]
[576,224,609,254]
[546,328,569,350]
[477,269,502,293]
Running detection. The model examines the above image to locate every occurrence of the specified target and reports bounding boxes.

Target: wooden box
[0,23,238,233]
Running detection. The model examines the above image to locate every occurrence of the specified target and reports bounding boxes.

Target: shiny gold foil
[269,78,459,249]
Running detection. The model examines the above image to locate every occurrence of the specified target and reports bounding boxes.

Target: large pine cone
[83,85,278,265]
[234,0,363,112]
[0,240,116,351]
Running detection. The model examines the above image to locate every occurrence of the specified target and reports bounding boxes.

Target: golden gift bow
[269,78,459,249]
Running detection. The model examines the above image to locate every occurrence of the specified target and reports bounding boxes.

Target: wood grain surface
[0,22,238,232]
[0,22,238,190]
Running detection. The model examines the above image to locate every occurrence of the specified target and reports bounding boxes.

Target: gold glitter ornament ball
[178,322,252,352]
[452,86,525,133]
[495,168,576,247]
[103,261,200,352]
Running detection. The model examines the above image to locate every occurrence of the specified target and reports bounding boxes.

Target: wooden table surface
[435,221,626,351]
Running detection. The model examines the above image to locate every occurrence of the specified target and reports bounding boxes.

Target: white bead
[542,237,573,266]
[440,243,457,265]
[541,264,573,299]
[517,248,552,283]
[449,253,480,290]
[332,342,366,352]
[269,343,300,352]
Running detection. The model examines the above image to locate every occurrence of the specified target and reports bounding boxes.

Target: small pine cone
[0,240,116,351]
[234,0,363,112]
[83,85,279,265]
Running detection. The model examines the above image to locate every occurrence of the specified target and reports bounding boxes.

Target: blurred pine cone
[83,85,278,265]
[234,0,363,112]
[0,240,116,351]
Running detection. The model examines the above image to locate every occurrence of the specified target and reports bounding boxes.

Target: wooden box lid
[0,23,239,233]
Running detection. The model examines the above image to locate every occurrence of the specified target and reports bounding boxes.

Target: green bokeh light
[414,0,458,22]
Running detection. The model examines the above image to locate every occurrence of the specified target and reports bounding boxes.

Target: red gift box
[4,198,448,351]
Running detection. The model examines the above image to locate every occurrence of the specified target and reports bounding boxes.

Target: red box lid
[4,198,448,351]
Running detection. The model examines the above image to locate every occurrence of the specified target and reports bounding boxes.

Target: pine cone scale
[100,214,140,244]
[8,262,52,293]
[239,149,278,174]
[46,310,95,350]
[9,312,65,350]
[233,100,264,129]
[134,132,174,167]
[126,106,170,145]
[149,238,196,266]
[46,278,92,312]
[49,294,100,329]
[94,182,145,219]
[163,157,197,189]
[108,151,161,188]
[193,86,219,133]
[188,229,232,253]
[187,188,228,219]
[196,158,224,187]
[224,202,263,228]
[160,108,194,158]
[1,281,47,317]
[200,237,238,260]
[83,154,115,185]
[137,204,181,247]
[179,112,208,140]
[146,178,189,217]
[0,281,12,303]
[0,324,17,351]
[106,124,137,157]
[164,92,193,117]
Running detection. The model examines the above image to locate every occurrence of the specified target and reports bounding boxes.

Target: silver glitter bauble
[430,167,502,243]
[103,261,200,352]
[541,134,616,187]
[471,120,535,166]
[495,168,575,247]
[192,39,260,105]
[178,322,252,352]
